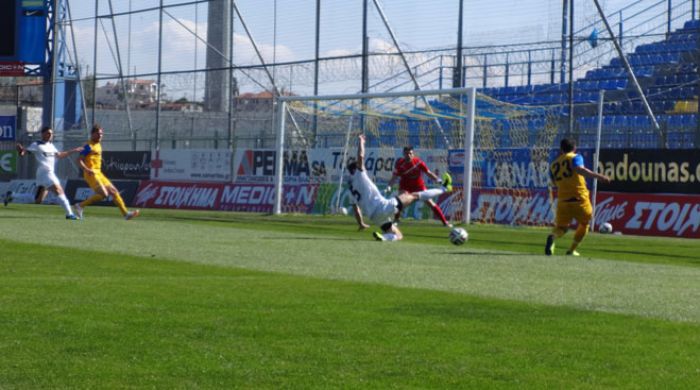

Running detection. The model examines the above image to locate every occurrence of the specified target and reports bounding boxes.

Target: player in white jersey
[16,126,81,219]
[347,135,453,241]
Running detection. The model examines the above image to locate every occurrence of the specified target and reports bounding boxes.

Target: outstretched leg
[107,184,139,220]
[48,184,75,218]
[107,185,128,216]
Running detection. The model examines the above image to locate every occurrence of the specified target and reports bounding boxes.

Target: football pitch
[1,204,699,388]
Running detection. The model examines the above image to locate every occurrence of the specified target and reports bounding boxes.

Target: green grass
[1,204,699,388]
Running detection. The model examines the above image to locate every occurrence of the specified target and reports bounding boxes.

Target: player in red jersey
[386,146,450,226]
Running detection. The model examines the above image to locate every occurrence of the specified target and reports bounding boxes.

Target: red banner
[0,62,25,76]
[469,188,554,226]
[594,192,700,239]
[465,188,700,238]
[133,181,318,213]
[134,181,223,210]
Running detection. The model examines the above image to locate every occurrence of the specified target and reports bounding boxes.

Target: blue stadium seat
[585,69,599,80]
[600,79,615,90]
[668,115,683,129]
[637,115,652,129]
[667,52,681,63]
[380,133,396,145]
[681,40,696,51]
[681,114,697,128]
[667,132,683,148]
[681,73,696,83]
[683,19,700,30]
[632,100,645,113]
[681,63,696,73]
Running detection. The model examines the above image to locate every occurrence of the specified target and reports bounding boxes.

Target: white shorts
[36,170,61,189]
[366,197,400,226]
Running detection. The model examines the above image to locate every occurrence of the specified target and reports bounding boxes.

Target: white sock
[58,193,73,216]
[417,188,444,201]
[383,233,399,241]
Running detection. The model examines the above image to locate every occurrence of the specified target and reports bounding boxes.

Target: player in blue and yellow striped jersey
[74,124,140,220]
[545,138,610,256]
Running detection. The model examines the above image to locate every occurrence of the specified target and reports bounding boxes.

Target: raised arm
[357,134,366,171]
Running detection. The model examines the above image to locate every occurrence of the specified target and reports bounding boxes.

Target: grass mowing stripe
[9,204,700,266]
[1,206,699,323]
[1,240,699,388]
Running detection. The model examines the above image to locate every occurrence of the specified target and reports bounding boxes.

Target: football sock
[112,192,128,216]
[430,203,449,225]
[417,188,444,201]
[570,224,588,252]
[81,193,105,208]
[58,193,73,216]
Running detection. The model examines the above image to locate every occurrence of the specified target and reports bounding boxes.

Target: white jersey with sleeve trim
[348,168,398,225]
[26,141,59,174]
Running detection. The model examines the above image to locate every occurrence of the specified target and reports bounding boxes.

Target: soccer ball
[449,227,468,245]
[339,207,348,215]
[599,222,613,234]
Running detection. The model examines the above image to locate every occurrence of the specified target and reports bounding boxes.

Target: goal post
[272,87,567,229]
[273,88,477,223]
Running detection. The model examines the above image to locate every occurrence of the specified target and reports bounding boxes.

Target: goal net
[273,88,564,227]
[468,94,565,226]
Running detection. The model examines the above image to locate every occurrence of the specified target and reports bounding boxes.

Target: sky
[62,0,697,98]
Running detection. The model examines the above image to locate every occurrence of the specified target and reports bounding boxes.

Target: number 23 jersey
[550,152,589,201]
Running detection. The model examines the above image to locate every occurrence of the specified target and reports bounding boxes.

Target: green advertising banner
[0,151,17,174]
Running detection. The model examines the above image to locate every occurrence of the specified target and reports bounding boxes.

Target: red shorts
[399,183,427,193]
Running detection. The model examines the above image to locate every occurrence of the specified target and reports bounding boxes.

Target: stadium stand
[364,19,697,151]
[477,18,699,149]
